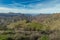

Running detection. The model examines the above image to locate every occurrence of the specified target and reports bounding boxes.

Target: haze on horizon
[0,0,60,14]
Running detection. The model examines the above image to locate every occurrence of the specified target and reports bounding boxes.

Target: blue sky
[0,0,60,14]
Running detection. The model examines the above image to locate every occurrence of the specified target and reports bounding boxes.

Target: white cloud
[0,5,60,14]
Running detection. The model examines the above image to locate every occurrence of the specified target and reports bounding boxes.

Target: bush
[38,35,49,40]
[25,22,44,31]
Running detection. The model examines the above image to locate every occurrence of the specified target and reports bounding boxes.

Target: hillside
[32,13,60,29]
[32,14,51,23]
[32,13,60,40]
[0,13,60,40]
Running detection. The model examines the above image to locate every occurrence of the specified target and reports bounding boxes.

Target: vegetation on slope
[0,13,60,40]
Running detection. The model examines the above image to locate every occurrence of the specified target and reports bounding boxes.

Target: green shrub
[25,22,44,31]
[38,35,49,40]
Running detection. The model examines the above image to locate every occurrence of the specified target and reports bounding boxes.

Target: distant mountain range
[0,13,60,22]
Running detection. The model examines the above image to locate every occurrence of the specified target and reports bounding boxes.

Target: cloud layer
[0,0,60,14]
